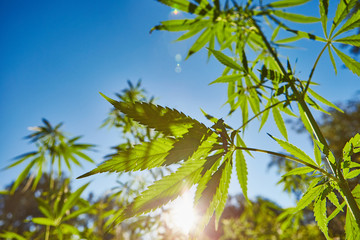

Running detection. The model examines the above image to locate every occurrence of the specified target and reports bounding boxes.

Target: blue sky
[1,0,359,208]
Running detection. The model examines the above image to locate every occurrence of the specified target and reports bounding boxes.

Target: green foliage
[77,0,360,237]
[5,119,94,194]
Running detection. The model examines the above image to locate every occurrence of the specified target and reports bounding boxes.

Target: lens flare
[171,8,179,15]
[164,191,198,235]
[175,64,182,73]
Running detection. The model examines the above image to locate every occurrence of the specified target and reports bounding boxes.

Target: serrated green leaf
[273,107,288,140]
[259,100,271,131]
[78,138,175,178]
[208,49,244,71]
[333,46,360,76]
[236,134,248,202]
[334,9,360,38]
[131,158,205,215]
[328,45,337,75]
[327,191,343,211]
[151,19,203,32]
[267,0,311,8]
[319,0,329,37]
[187,28,212,58]
[329,0,358,37]
[335,34,360,47]
[271,10,320,23]
[100,94,206,137]
[163,127,209,165]
[294,184,323,212]
[314,142,322,166]
[283,166,314,177]
[345,169,360,179]
[286,29,326,42]
[214,157,232,229]
[307,88,343,112]
[196,157,232,230]
[346,206,360,240]
[314,196,330,239]
[209,74,244,85]
[273,136,316,166]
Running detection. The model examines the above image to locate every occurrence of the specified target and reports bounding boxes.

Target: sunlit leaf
[314,195,330,239]
[267,0,311,8]
[208,49,244,71]
[236,134,249,202]
[272,107,288,140]
[307,88,343,112]
[329,0,358,37]
[335,34,360,47]
[345,206,360,240]
[283,166,314,176]
[333,9,360,38]
[272,136,315,166]
[209,74,244,85]
[333,46,360,76]
[32,217,57,226]
[271,10,320,23]
[187,28,212,58]
[294,184,323,212]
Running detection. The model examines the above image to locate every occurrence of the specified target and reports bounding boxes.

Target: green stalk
[234,146,336,181]
[252,19,360,228]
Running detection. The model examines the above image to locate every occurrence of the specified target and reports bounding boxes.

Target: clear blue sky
[1,0,359,208]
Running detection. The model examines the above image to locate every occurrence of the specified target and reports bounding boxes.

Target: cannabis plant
[80,0,360,238]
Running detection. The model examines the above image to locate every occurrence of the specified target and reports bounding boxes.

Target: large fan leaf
[77,138,175,178]
[333,9,360,38]
[314,195,330,239]
[196,156,232,230]
[335,34,360,47]
[333,46,360,76]
[100,93,206,137]
[329,0,358,37]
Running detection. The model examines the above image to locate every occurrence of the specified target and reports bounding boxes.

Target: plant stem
[252,19,360,228]
[234,147,336,181]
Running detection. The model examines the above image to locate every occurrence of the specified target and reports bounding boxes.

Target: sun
[164,191,198,235]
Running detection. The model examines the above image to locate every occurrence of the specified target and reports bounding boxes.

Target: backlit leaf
[307,88,343,112]
[294,184,323,212]
[209,74,244,85]
[208,49,244,71]
[272,10,320,23]
[267,0,311,8]
[335,35,360,47]
[314,195,330,239]
[333,46,360,76]
[333,9,360,38]
[236,134,249,202]
[187,28,212,58]
[283,166,314,177]
[273,107,288,140]
[100,94,205,137]
[273,136,315,166]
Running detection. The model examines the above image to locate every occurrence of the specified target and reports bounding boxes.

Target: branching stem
[251,18,360,227]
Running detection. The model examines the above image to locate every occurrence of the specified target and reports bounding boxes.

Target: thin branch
[234,146,337,181]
